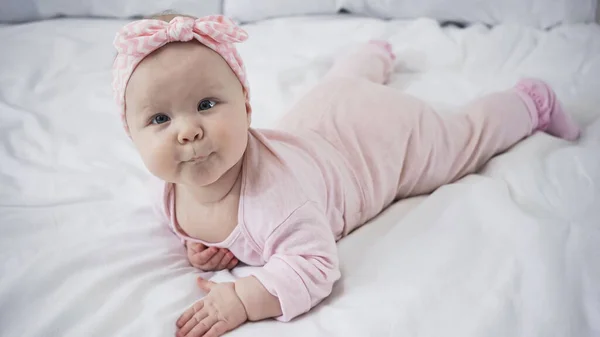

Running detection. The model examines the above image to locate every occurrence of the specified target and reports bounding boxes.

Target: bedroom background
[0,0,599,25]
[1,2,599,337]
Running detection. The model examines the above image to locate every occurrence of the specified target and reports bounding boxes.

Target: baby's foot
[368,40,396,62]
[366,40,395,83]
[514,78,581,141]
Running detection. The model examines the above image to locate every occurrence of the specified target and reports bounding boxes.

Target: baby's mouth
[187,152,212,163]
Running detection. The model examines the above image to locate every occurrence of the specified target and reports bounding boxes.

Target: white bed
[1,13,599,337]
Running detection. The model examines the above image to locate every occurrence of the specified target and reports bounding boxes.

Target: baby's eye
[151,114,170,125]
[198,99,216,111]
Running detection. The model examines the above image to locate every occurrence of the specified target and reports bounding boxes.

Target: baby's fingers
[203,321,228,337]
[185,315,218,337]
[216,251,234,270]
[177,301,204,329]
[178,312,208,337]
[190,247,218,266]
[226,257,238,270]
[178,311,208,337]
[203,249,226,270]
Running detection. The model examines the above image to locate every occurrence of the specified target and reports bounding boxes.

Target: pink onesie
[157,43,572,322]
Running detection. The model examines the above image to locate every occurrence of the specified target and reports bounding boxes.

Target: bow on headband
[111,15,251,135]
[113,15,248,56]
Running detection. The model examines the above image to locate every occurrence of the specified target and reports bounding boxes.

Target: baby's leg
[277,41,394,130]
[325,40,395,84]
[397,79,581,198]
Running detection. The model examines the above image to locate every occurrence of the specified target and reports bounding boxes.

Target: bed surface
[1,15,599,337]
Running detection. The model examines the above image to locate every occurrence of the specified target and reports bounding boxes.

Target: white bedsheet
[1,15,599,337]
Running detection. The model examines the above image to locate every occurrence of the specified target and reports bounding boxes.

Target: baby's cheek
[219,118,247,147]
[141,141,175,179]
[219,129,245,159]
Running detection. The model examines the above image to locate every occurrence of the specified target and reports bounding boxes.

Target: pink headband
[111,15,250,134]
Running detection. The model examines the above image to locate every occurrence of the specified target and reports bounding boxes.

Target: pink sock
[367,40,396,83]
[368,40,396,62]
[514,79,581,141]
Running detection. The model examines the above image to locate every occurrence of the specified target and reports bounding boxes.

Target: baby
[112,14,581,337]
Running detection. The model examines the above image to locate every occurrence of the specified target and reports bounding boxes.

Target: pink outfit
[112,14,581,325]
[157,43,581,322]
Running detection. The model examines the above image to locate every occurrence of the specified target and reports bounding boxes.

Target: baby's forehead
[148,43,227,74]
[128,65,226,104]
[135,45,224,80]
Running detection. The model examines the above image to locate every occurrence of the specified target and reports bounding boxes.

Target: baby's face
[124,41,250,187]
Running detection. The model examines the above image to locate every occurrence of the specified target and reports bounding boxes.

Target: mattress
[1,15,599,337]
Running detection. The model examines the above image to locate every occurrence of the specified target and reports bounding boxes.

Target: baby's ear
[245,102,252,126]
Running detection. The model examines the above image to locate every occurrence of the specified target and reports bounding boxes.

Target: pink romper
[159,44,537,322]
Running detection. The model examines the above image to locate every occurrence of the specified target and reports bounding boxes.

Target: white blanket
[1,15,599,337]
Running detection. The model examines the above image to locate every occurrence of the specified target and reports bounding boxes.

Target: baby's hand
[186,242,238,271]
[176,278,248,337]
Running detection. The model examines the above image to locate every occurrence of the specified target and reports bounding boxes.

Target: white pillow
[0,0,222,23]
[223,0,339,23]
[338,0,598,28]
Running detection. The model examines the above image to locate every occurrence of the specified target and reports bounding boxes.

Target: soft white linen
[0,0,222,23]
[339,0,598,28]
[0,15,599,337]
[223,0,338,23]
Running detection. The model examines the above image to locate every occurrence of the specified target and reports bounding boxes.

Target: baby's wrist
[232,281,252,320]
[234,276,282,321]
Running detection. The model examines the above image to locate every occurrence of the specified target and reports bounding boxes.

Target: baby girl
[112,14,581,337]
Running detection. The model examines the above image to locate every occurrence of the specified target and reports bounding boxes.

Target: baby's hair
[147,10,197,22]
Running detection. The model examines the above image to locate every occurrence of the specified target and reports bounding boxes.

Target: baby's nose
[178,124,203,144]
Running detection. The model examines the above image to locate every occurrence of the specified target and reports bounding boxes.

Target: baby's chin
[143,165,212,187]
[177,161,230,187]
[149,150,244,187]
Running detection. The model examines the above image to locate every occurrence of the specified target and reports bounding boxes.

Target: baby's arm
[249,201,341,322]
[175,202,339,336]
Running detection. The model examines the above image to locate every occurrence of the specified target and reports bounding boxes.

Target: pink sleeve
[250,201,340,322]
